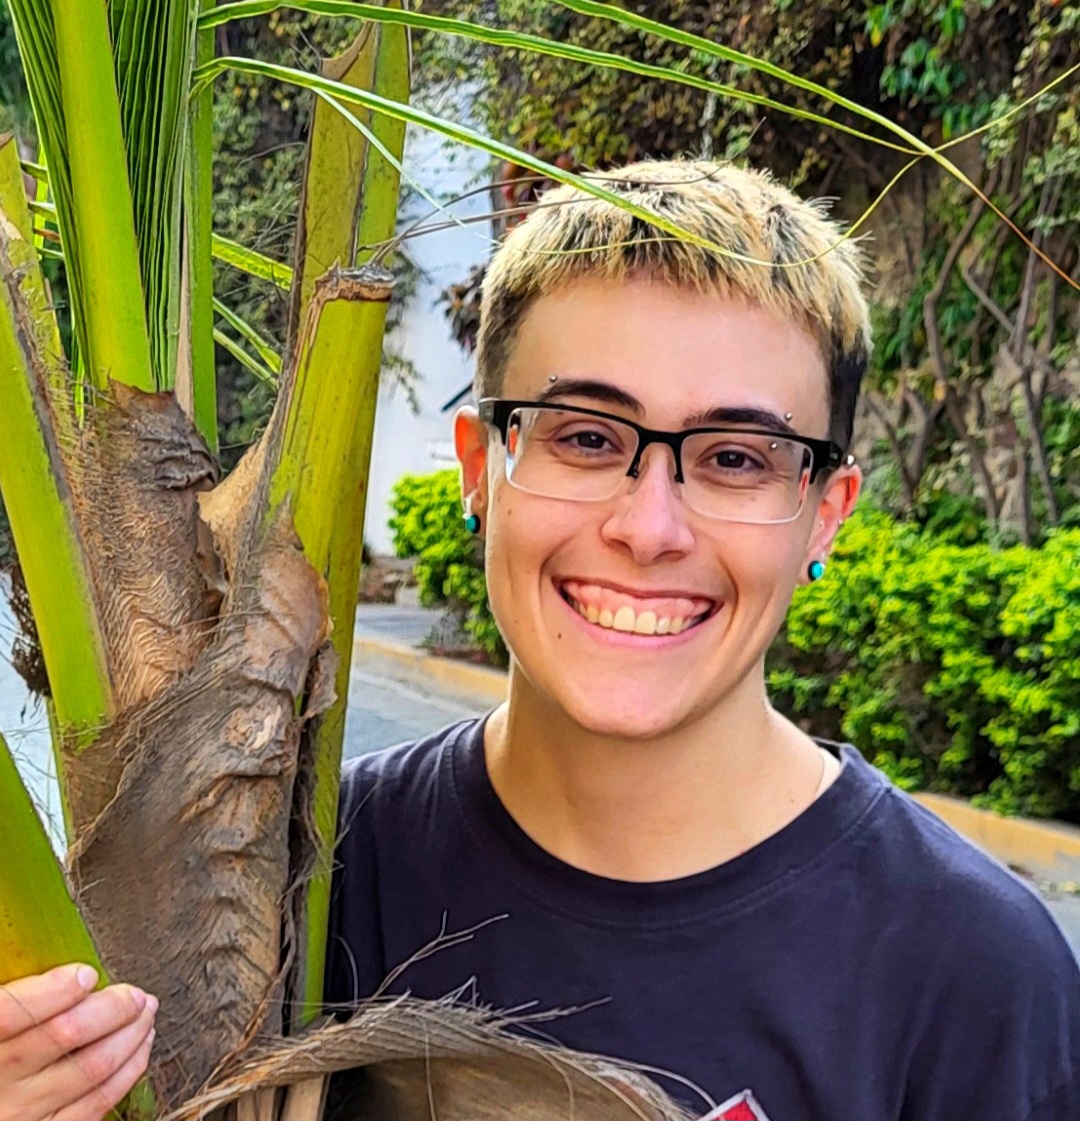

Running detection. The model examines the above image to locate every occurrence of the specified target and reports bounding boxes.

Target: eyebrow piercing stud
[784,412,794,421]
[548,375,558,383]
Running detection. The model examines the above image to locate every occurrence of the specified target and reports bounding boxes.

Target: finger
[1,985,149,1081]
[53,1027,155,1121]
[0,964,98,1042]
[7,999,156,1121]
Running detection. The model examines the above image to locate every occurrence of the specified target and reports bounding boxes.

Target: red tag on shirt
[700,1089,774,1121]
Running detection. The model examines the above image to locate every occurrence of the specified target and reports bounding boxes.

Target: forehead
[501,275,830,432]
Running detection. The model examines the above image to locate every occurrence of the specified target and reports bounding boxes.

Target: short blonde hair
[475,159,872,451]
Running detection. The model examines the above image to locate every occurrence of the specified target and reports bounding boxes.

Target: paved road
[342,660,483,758]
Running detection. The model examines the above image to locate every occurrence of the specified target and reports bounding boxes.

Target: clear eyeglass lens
[503,407,811,524]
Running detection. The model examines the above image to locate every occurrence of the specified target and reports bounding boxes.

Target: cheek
[718,525,807,600]
[483,488,554,611]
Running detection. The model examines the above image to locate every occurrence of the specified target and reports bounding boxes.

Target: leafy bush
[388,471,506,665]
[770,511,1080,820]
[391,471,1079,818]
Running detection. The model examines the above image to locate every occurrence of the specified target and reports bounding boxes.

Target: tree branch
[923,170,1001,522]
[864,390,916,504]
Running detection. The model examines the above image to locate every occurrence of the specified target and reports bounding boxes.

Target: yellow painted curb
[353,633,1080,882]
[353,634,508,706]
[914,792,1080,884]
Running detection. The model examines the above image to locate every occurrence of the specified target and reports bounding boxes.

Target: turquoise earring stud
[808,560,826,582]
[464,512,481,534]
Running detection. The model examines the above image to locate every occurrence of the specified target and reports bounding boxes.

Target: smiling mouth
[558,580,718,636]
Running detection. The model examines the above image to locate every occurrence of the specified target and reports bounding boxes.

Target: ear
[454,407,489,520]
[804,461,861,578]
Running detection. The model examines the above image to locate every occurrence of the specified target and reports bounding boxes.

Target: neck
[483,665,830,882]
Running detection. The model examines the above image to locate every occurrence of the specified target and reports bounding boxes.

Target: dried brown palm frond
[164,995,697,1121]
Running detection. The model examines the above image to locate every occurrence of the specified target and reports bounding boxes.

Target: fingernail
[131,988,148,1011]
[146,1028,156,1048]
[75,965,98,991]
[146,994,159,1016]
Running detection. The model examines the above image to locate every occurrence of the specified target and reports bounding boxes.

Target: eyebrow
[683,405,798,436]
[532,378,798,436]
[534,378,642,412]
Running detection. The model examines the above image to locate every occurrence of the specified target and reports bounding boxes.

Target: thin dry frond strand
[161,995,698,1121]
[476,159,872,447]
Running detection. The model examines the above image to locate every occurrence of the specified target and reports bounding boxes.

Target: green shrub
[770,511,1080,820]
[390,471,1080,818]
[388,470,507,665]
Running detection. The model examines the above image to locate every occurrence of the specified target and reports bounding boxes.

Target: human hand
[0,963,157,1121]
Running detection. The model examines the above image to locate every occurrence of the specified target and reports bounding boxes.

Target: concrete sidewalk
[355,604,445,647]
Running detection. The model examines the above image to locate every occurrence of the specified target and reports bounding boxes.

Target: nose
[599,444,695,564]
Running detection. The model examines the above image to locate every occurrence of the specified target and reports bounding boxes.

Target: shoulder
[841,749,1080,1115]
[852,752,1075,964]
[337,716,483,832]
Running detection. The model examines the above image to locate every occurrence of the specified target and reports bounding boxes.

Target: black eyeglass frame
[478,398,845,486]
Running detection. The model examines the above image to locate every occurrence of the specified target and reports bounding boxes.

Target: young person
[3,160,1078,1121]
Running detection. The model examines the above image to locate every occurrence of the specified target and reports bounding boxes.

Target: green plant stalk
[182,0,219,450]
[214,297,282,373]
[213,326,278,386]
[286,24,377,349]
[0,140,114,760]
[0,735,102,983]
[264,273,394,1025]
[293,7,409,1026]
[212,231,294,288]
[200,1,915,155]
[0,137,33,245]
[49,0,154,392]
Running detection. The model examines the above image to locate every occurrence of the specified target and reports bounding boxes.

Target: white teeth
[568,593,705,637]
[634,610,658,635]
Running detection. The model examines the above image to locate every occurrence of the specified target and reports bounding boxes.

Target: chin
[558,684,695,742]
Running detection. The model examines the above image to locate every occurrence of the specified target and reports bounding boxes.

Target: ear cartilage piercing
[808,560,826,582]
[464,513,481,534]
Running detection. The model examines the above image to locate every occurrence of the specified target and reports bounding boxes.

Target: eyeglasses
[479,398,845,525]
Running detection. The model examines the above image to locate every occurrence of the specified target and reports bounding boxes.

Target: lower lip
[554,586,718,649]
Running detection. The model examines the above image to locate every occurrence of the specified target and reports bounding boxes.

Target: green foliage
[388,470,506,665]
[391,470,1079,817]
[770,510,1080,820]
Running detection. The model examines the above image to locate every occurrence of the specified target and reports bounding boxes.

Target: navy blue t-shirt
[325,717,1080,1120]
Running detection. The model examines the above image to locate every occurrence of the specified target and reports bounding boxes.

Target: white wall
[363,127,493,554]
[0,590,64,848]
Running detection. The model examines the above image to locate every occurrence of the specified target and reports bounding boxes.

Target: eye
[712,448,763,472]
[564,428,613,451]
